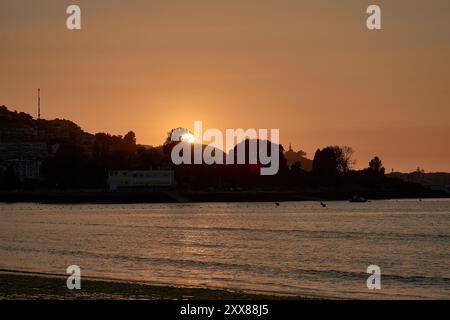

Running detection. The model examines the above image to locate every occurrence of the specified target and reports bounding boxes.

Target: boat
[349,195,368,203]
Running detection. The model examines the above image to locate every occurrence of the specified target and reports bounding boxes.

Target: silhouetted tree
[340,146,356,172]
[291,161,303,173]
[415,166,425,174]
[313,146,351,178]
[137,145,168,169]
[288,160,308,186]
[41,144,95,187]
[124,131,136,146]
[163,128,191,156]
[369,156,385,175]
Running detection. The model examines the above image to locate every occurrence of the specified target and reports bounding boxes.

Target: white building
[108,170,175,191]
[6,159,42,182]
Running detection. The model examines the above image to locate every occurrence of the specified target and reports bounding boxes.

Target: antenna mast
[38,88,41,119]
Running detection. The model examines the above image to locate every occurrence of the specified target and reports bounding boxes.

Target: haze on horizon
[1,0,449,172]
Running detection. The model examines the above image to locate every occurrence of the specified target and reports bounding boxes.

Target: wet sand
[0,270,303,300]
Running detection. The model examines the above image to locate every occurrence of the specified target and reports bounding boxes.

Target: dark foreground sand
[0,271,302,300]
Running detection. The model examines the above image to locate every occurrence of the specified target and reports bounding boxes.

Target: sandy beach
[0,270,301,300]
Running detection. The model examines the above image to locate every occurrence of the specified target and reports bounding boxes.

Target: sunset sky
[1,0,449,172]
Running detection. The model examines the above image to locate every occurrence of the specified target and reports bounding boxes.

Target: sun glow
[181,132,195,143]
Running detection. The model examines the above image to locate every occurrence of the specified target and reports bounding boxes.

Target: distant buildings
[108,170,175,191]
[0,142,48,160]
[0,124,37,141]
[0,142,48,182]
[0,105,95,184]
[4,159,42,182]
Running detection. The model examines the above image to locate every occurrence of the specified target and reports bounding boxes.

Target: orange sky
[1,0,449,172]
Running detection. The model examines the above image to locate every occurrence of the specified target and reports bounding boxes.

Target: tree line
[32,131,387,190]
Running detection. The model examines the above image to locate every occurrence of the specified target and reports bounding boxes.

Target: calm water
[0,199,449,299]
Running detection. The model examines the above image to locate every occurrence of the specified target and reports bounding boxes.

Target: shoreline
[0,189,448,204]
[0,270,306,300]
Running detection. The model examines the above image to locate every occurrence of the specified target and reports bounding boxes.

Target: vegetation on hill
[0,105,447,199]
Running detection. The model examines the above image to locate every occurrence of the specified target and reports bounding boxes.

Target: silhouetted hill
[284,144,313,171]
[0,105,92,144]
[388,171,450,194]
[1,104,448,201]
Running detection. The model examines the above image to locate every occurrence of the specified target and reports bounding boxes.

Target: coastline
[0,270,304,300]
[0,188,448,204]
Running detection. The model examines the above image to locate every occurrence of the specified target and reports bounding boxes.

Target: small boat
[349,195,368,203]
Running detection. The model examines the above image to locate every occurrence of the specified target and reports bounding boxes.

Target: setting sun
[181,132,195,144]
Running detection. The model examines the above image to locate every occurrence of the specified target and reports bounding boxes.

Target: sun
[181,132,195,143]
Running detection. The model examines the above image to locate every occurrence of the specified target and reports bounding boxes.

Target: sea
[0,199,449,299]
